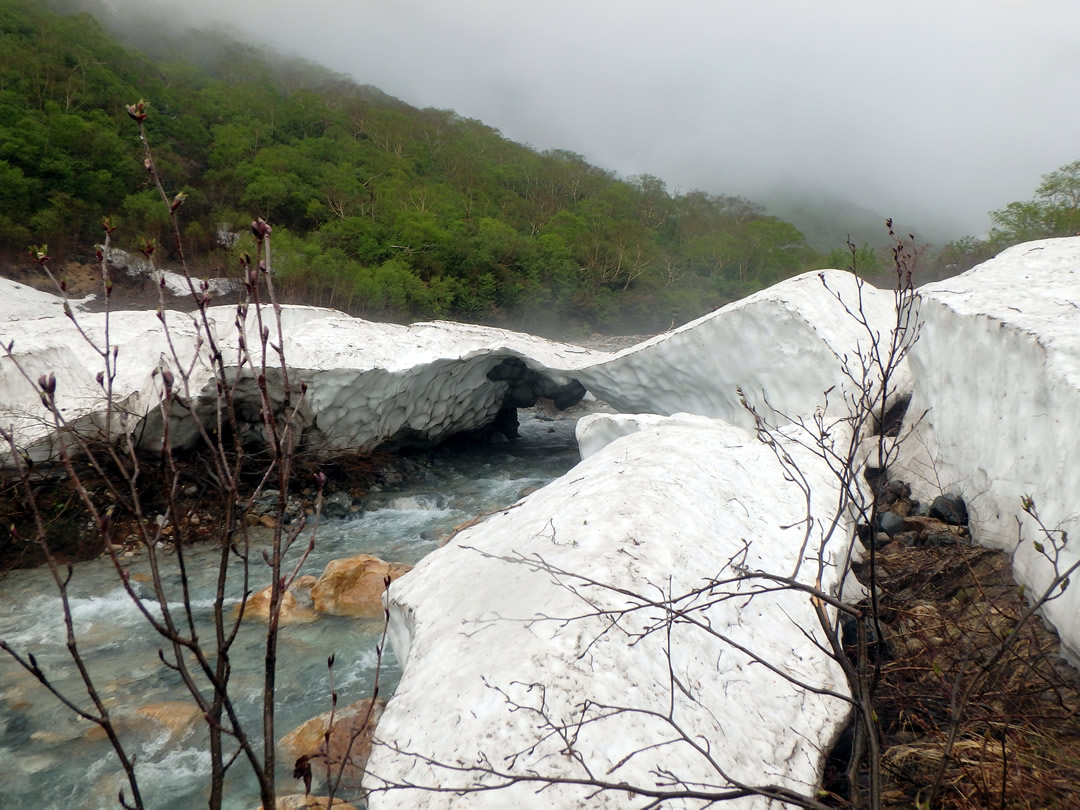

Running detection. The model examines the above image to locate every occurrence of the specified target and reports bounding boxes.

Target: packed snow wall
[900,237,1080,660]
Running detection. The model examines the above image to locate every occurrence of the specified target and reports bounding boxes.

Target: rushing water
[0,411,582,809]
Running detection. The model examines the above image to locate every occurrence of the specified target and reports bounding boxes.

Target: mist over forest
[90,0,1080,239]
[5,0,1080,334]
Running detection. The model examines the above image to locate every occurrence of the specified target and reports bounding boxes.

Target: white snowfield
[899,237,1080,661]
[577,268,912,432]
[0,268,903,465]
[0,277,94,321]
[106,246,241,298]
[364,416,852,809]
[3,238,1079,803]
[0,295,598,461]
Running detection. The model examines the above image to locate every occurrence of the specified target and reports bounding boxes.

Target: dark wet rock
[930,493,968,526]
[320,492,358,520]
[884,480,911,502]
[840,612,891,663]
[876,394,911,437]
[895,531,919,548]
[856,523,873,550]
[1,711,31,747]
[925,532,958,547]
[877,511,906,537]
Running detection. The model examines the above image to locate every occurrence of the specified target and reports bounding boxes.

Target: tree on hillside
[7,0,824,332]
[925,158,1080,282]
[990,159,1080,245]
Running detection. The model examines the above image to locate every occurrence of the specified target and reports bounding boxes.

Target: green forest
[3,0,1079,333]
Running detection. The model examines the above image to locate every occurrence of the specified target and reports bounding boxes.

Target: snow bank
[105,247,241,298]
[0,277,93,321]
[576,269,912,431]
[364,416,852,808]
[899,237,1080,659]
[0,302,206,460]
[0,267,909,464]
[0,282,599,461]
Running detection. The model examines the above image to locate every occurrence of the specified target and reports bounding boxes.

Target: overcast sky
[120,0,1080,239]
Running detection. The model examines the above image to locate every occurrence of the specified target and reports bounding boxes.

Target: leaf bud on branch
[126,99,149,123]
[251,218,272,240]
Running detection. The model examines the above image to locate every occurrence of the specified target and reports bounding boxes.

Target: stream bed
[0,410,582,809]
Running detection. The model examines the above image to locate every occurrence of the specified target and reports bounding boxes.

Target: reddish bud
[170,192,188,212]
[28,244,51,265]
[126,99,149,123]
[101,216,117,235]
[250,218,272,239]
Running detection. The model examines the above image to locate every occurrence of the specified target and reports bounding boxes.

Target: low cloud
[107,0,1080,240]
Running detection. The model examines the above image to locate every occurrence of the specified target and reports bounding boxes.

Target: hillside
[0,0,830,334]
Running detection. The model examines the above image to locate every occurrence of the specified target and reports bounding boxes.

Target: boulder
[877,511,906,537]
[279,697,385,790]
[320,492,356,520]
[134,701,202,744]
[311,556,411,617]
[86,699,202,744]
[255,795,358,810]
[236,575,318,625]
[929,493,968,526]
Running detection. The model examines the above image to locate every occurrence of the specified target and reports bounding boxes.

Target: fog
[106,0,1080,240]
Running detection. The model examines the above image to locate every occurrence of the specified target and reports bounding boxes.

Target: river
[0,409,583,809]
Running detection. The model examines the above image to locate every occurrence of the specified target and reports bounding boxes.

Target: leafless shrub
[0,101,357,810]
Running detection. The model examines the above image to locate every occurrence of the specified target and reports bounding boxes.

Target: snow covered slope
[364,415,852,809]
[0,277,94,321]
[0,305,206,460]
[900,237,1080,659]
[0,284,597,461]
[0,269,907,464]
[575,268,912,431]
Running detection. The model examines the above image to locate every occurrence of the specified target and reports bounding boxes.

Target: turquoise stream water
[0,412,581,809]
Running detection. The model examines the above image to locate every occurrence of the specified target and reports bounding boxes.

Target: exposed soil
[828,494,1080,808]
[17,258,241,313]
[0,445,404,574]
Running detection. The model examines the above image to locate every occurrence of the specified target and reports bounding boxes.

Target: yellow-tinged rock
[235,575,319,625]
[135,700,202,743]
[86,699,201,743]
[279,697,385,791]
[256,795,358,810]
[311,555,410,617]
